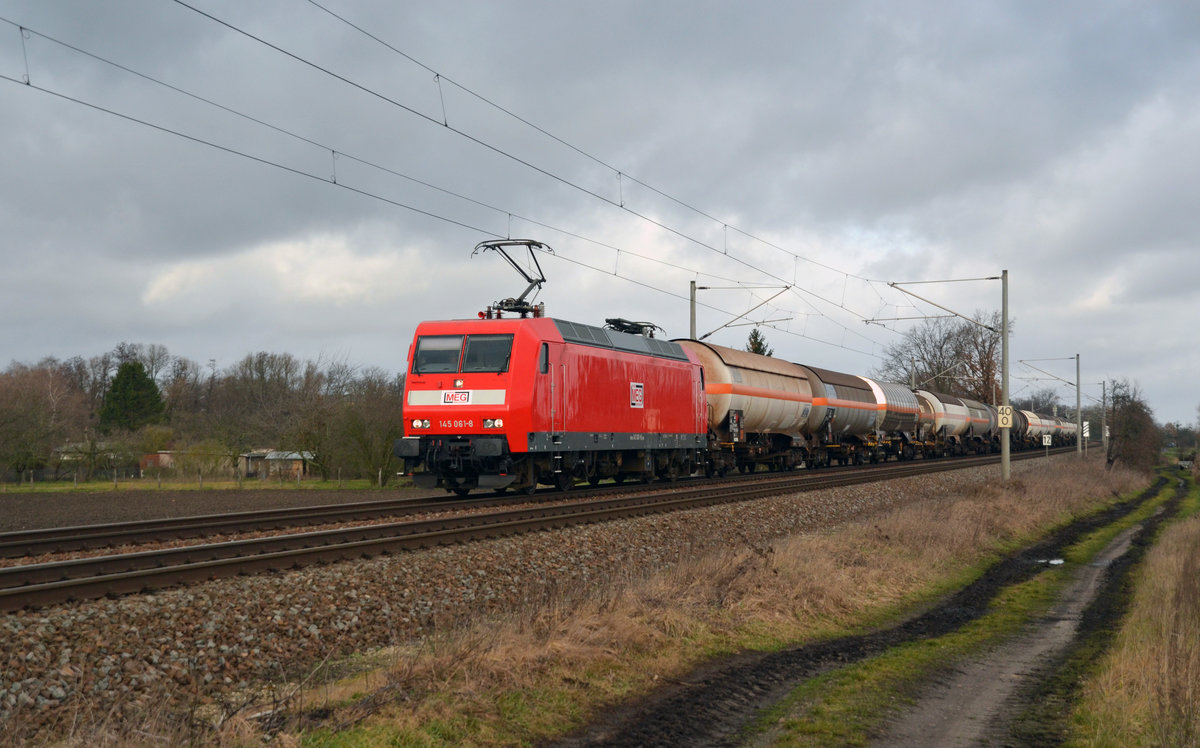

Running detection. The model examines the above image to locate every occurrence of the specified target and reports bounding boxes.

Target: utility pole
[690,281,697,339]
[1076,353,1082,456]
[1001,270,1010,480]
[1102,380,1107,455]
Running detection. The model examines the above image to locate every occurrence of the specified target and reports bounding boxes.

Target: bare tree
[1106,379,1160,471]
[323,368,406,484]
[142,343,171,384]
[0,363,89,480]
[871,312,1007,401]
[1013,387,1061,414]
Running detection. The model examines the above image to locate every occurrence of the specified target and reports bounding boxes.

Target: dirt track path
[552,478,1173,748]
[871,524,1141,747]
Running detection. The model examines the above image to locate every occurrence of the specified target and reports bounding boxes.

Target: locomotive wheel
[555,472,572,492]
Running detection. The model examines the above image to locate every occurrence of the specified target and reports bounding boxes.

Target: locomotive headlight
[494,418,503,428]
[483,418,504,429]
[411,418,431,429]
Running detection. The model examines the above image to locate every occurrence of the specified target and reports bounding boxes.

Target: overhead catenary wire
[0,50,835,350]
[1,9,897,355]
[300,0,877,284]
[165,1,900,342]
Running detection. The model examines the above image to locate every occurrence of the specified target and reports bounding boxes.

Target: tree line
[0,342,405,484]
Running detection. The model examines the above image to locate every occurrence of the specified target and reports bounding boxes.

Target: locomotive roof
[554,318,690,361]
[415,317,691,362]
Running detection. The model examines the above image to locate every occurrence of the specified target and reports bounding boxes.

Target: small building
[139,451,176,473]
[241,450,314,479]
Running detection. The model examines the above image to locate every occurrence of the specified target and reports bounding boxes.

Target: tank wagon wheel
[613,474,626,485]
[453,487,471,497]
[555,472,573,492]
[588,476,601,486]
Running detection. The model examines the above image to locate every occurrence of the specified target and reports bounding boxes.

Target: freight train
[394,308,1077,497]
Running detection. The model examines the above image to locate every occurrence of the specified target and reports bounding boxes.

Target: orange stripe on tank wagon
[810,397,877,411]
[706,382,813,404]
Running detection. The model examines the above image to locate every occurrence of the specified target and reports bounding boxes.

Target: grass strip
[741,473,1179,747]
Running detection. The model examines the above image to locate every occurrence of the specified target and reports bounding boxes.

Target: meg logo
[630,382,644,409]
[442,390,471,404]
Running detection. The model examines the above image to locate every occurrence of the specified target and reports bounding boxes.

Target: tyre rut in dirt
[551,476,1172,748]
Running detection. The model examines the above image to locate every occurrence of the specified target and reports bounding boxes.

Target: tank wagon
[1020,410,1079,448]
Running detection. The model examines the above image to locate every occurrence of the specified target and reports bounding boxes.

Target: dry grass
[272,459,1145,746]
[1070,508,1200,747]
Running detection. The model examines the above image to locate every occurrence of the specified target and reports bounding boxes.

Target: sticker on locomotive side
[439,419,475,429]
[442,390,472,404]
[630,382,645,409]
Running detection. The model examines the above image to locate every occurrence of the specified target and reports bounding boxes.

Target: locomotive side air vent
[557,320,615,348]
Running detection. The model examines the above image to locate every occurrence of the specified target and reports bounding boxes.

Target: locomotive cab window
[462,334,514,373]
[413,335,463,374]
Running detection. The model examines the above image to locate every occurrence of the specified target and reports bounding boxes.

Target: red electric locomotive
[395,314,706,495]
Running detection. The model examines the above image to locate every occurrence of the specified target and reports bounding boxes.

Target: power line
[302,0,886,286]
[168,0,899,344]
[1,10,892,355]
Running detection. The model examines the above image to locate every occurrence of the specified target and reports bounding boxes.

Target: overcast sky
[2,1,1198,424]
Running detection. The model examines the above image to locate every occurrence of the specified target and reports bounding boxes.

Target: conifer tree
[99,361,165,432]
[746,328,774,357]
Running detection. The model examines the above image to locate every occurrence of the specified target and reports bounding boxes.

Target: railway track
[0,448,1070,612]
[0,460,914,558]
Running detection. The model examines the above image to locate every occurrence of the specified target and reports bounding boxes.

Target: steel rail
[0,448,1070,613]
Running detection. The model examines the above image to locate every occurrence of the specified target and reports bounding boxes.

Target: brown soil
[548,476,1173,747]
[0,486,436,532]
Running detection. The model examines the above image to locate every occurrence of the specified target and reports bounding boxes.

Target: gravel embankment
[0,463,1038,741]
